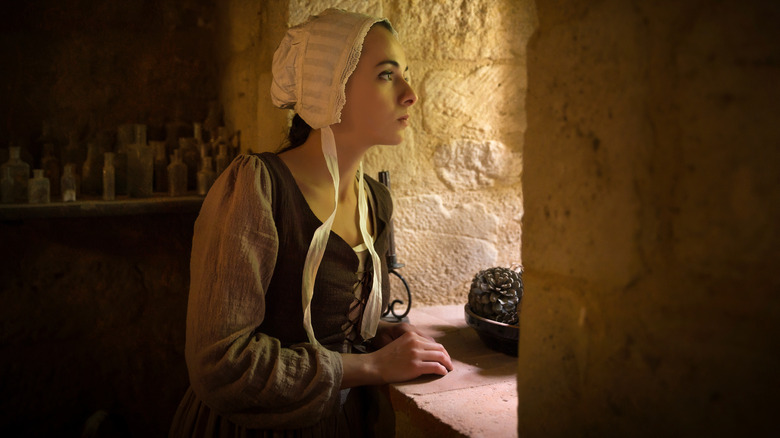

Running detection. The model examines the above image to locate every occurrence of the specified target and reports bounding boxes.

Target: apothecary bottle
[197,157,216,196]
[1,167,14,204]
[28,169,50,203]
[114,144,128,196]
[103,152,115,201]
[179,137,200,190]
[41,143,61,196]
[81,143,102,195]
[215,144,230,176]
[61,164,77,202]
[127,142,153,198]
[231,129,241,159]
[1,146,30,203]
[151,141,167,193]
[63,132,84,175]
[167,149,187,197]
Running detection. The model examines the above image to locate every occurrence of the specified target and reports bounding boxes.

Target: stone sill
[390,305,518,437]
[0,195,204,220]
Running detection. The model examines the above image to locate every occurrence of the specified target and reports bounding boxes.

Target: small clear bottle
[197,157,216,195]
[41,143,61,196]
[230,129,241,159]
[1,146,31,203]
[114,144,128,196]
[63,131,84,176]
[103,152,115,201]
[1,167,14,204]
[179,137,200,191]
[127,142,153,198]
[81,142,102,195]
[28,169,50,204]
[61,164,77,202]
[167,149,187,197]
[152,141,168,193]
[215,144,230,176]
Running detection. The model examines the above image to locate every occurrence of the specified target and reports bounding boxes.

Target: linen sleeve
[184,154,344,429]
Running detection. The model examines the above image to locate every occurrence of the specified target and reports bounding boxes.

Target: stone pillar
[519,0,780,435]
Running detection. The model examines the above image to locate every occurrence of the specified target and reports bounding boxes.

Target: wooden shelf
[0,194,204,220]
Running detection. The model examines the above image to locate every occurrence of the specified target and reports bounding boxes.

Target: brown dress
[169,153,393,437]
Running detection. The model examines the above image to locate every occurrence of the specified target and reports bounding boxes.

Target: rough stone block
[393,195,500,304]
[397,230,498,305]
[434,139,521,191]
[395,194,499,241]
[387,0,537,60]
[423,65,527,138]
[287,0,383,26]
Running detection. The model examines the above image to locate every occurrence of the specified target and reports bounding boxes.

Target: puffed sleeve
[184,154,344,429]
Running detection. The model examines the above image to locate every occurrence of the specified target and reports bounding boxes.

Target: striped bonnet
[270,8,397,129]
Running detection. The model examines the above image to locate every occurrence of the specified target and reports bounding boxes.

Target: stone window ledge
[0,195,204,220]
[389,305,518,437]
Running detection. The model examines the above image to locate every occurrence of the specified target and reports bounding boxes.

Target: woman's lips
[398,115,409,126]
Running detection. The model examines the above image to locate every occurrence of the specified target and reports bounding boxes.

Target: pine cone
[468,266,523,325]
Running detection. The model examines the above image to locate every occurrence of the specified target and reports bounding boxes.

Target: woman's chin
[387,132,406,145]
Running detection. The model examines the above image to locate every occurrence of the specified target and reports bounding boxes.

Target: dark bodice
[254,152,392,351]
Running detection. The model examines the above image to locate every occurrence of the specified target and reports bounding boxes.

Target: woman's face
[333,25,417,148]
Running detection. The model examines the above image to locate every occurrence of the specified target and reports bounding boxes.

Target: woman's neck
[280,129,370,201]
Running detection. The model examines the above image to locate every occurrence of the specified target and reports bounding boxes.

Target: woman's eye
[379,71,393,81]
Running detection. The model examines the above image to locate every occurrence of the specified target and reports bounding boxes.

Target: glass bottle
[215,143,230,176]
[81,142,102,195]
[214,126,228,158]
[194,122,203,144]
[167,149,187,197]
[197,157,216,196]
[133,124,147,147]
[114,144,128,196]
[203,100,221,145]
[117,124,136,149]
[103,152,115,201]
[61,164,77,202]
[179,137,200,191]
[127,142,153,198]
[152,141,168,193]
[28,169,50,204]
[230,129,241,159]
[41,143,61,196]
[1,167,14,204]
[63,131,84,176]
[1,146,31,203]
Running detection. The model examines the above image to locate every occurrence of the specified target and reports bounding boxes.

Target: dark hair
[278,113,312,153]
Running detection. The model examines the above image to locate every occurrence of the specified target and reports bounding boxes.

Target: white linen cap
[270,8,396,129]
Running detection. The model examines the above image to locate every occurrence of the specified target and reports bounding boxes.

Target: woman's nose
[401,81,418,107]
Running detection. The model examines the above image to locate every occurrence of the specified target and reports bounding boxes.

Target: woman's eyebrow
[375,60,409,72]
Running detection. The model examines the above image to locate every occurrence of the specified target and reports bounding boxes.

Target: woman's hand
[341,328,454,388]
[371,320,433,349]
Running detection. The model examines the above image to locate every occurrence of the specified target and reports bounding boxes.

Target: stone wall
[519,0,780,436]
[221,0,536,307]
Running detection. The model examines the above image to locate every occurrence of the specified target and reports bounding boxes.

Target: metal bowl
[464,304,519,356]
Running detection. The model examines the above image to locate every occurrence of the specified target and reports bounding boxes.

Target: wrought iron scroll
[378,170,411,321]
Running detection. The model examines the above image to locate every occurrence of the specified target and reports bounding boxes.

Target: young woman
[170,9,453,437]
